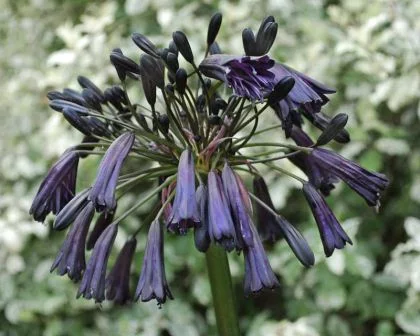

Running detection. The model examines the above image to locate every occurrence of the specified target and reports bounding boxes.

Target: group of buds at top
[30,13,389,306]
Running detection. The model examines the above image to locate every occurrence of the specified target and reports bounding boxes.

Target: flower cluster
[30,13,389,306]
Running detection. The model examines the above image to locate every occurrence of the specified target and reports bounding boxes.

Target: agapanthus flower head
[135,220,173,307]
[30,149,79,222]
[32,12,389,307]
[77,223,118,302]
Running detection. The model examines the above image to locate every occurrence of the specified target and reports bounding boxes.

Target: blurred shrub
[1,0,419,335]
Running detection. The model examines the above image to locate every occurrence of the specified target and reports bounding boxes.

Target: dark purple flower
[168,149,200,234]
[207,170,238,252]
[194,184,210,253]
[303,183,352,257]
[243,223,279,295]
[89,132,135,212]
[270,64,335,134]
[289,127,338,196]
[199,54,275,102]
[135,220,173,306]
[270,63,335,115]
[77,223,118,302]
[311,148,389,207]
[222,163,254,248]
[51,202,94,281]
[106,238,137,305]
[30,150,79,222]
[86,210,115,250]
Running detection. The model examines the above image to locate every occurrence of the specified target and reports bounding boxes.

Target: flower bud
[172,31,194,64]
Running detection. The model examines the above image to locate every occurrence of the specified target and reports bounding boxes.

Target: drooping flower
[168,149,200,234]
[207,170,238,251]
[243,223,280,295]
[311,148,389,207]
[51,201,94,281]
[199,54,275,102]
[303,183,352,257]
[135,220,173,306]
[89,132,135,212]
[77,223,118,302]
[106,238,137,305]
[30,150,79,222]
[222,163,254,248]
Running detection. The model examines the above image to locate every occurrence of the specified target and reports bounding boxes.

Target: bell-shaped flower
[51,202,95,281]
[30,150,79,222]
[89,132,135,212]
[207,170,238,252]
[77,223,118,302]
[311,148,389,208]
[135,220,173,306]
[168,149,200,234]
[243,223,280,295]
[221,163,254,248]
[303,183,352,257]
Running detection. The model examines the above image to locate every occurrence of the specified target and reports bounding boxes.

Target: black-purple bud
[315,113,349,146]
[62,108,92,135]
[242,28,256,56]
[81,88,102,112]
[110,50,141,81]
[158,114,170,134]
[168,40,178,55]
[166,52,179,73]
[255,16,277,55]
[175,68,187,95]
[77,76,105,103]
[207,12,223,46]
[131,33,160,58]
[268,76,295,105]
[172,31,194,64]
[140,54,165,89]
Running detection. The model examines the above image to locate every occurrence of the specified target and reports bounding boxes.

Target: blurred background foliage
[1,0,420,335]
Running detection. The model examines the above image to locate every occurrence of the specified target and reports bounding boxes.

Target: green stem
[205,245,240,336]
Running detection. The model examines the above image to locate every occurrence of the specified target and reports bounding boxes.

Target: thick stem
[205,245,240,336]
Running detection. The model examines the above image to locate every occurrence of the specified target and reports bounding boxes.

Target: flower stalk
[206,245,240,336]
